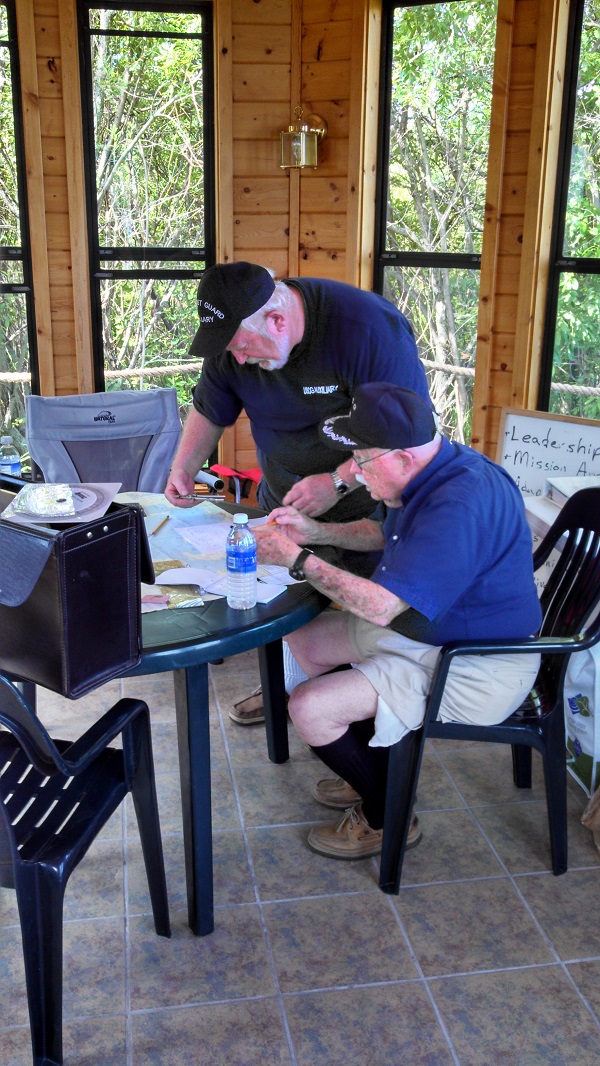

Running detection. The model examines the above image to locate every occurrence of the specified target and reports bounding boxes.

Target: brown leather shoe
[312,776,361,809]
[307,805,421,860]
[229,686,265,725]
[308,803,383,860]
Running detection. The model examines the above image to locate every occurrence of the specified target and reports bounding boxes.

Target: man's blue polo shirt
[373,438,542,645]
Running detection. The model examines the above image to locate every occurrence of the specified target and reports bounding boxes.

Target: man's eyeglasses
[353,449,396,469]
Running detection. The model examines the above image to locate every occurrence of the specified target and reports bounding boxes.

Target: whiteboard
[496,407,600,497]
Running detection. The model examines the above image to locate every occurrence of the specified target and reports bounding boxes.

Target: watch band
[331,471,350,496]
[288,547,315,581]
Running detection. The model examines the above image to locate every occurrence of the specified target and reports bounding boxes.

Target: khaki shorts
[346,614,541,747]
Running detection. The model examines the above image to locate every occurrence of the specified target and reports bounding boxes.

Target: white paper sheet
[156,566,287,603]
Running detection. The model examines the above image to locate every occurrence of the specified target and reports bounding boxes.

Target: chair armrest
[424,633,589,725]
[53,698,149,774]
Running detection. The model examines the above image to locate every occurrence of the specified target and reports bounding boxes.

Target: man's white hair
[240,274,296,338]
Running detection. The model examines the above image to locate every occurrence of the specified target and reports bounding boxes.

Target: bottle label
[226,548,256,574]
[0,459,21,476]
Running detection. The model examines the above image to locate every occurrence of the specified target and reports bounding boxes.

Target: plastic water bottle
[0,436,21,477]
[226,513,257,609]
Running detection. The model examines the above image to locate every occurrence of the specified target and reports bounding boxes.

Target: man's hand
[282,473,339,517]
[165,467,199,507]
[260,506,324,545]
[253,525,304,568]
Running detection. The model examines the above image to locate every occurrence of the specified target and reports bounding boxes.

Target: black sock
[349,717,376,746]
[311,728,389,830]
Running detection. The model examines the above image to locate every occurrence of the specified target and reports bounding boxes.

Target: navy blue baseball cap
[189,262,276,357]
[321,384,438,451]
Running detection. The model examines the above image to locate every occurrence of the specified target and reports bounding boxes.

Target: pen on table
[173,493,226,502]
[151,515,170,535]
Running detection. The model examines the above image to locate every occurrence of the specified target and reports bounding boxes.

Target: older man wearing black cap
[252,383,542,860]
[166,261,432,724]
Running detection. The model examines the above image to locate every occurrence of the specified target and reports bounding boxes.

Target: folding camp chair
[26,388,181,493]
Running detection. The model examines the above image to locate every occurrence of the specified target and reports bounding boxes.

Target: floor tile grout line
[383,888,462,1066]
[99,669,600,1062]
[454,782,600,1037]
[389,741,600,1052]
[209,664,299,1066]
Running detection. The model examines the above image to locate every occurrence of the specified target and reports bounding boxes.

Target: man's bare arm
[165,408,224,507]
[254,524,405,627]
[266,506,386,552]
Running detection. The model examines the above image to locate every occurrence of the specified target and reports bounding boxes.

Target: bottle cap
[233,513,249,523]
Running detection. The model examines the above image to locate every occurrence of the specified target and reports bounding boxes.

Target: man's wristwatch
[289,548,315,581]
[330,471,350,496]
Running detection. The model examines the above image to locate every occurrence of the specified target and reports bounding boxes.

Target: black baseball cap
[189,262,276,357]
[321,384,438,451]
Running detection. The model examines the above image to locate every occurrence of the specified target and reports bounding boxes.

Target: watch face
[332,473,349,495]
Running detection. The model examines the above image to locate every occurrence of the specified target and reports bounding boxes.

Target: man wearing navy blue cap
[167,262,430,521]
[253,383,542,860]
[166,261,432,724]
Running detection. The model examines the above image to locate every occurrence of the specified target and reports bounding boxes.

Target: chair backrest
[533,487,600,702]
[26,388,181,493]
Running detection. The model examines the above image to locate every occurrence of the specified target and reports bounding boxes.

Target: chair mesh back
[63,437,153,492]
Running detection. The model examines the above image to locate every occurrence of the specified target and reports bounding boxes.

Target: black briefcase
[0,495,153,698]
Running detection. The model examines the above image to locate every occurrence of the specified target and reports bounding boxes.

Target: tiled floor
[2,649,600,1065]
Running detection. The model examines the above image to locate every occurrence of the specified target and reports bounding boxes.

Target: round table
[127,577,329,935]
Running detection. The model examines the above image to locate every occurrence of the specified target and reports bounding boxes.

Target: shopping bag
[564,648,600,796]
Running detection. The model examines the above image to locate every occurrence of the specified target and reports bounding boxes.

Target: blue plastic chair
[379,487,600,893]
[0,675,170,1065]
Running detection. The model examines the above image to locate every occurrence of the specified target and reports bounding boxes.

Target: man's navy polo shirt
[192,278,430,515]
[373,438,542,645]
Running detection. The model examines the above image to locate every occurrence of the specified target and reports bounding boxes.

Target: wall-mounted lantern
[279,107,328,169]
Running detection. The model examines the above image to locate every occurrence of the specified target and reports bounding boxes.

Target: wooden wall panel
[232,0,291,24]
[300,177,347,213]
[232,101,291,136]
[303,0,353,22]
[302,21,353,59]
[232,176,290,212]
[233,24,291,62]
[298,249,346,278]
[233,215,290,248]
[232,63,291,100]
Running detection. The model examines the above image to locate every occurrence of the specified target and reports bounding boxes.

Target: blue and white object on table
[226,513,257,610]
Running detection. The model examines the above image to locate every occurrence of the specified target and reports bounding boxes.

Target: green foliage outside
[92,9,208,411]
[0,32,29,454]
[384,0,496,443]
[550,0,600,420]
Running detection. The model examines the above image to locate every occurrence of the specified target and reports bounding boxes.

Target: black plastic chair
[0,675,171,1065]
[379,487,600,894]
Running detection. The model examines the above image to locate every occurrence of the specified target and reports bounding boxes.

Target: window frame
[0,0,39,398]
[77,0,215,390]
[537,0,600,411]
